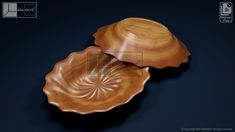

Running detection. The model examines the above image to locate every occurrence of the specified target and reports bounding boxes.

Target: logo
[219,2,233,23]
[2,2,37,18]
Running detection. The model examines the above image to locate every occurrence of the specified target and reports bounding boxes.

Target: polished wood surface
[43,46,150,114]
[93,17,190,68]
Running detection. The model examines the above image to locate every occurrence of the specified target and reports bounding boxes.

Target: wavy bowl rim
[43,46,151,115]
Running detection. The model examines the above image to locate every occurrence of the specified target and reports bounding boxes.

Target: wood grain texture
[93,17,191,68]
[43,46,150,114]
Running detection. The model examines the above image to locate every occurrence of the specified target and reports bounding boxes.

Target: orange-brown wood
[93,17,191,68]
[43,46,150,114]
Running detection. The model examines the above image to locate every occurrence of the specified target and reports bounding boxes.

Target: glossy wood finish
[43,46,150,114]
[93,17,191,68]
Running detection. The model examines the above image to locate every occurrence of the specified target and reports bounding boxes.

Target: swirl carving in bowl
[43,46,150,114]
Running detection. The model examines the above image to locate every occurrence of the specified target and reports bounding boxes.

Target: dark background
[0,0,234,131]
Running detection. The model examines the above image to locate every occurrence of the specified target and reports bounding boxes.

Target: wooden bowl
[93,17,190,68]
[43,46,150,114]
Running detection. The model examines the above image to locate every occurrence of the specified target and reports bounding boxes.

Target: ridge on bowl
[93,17,191,69]
[43,46,150,114]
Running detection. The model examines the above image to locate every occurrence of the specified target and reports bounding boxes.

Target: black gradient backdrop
[0,0,234,131]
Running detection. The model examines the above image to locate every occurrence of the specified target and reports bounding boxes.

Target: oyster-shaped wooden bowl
[93,17,190,69]
[43,46,150,114]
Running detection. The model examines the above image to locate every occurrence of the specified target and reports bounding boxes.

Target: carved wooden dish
[43,46,150,114]
[93,17,190,68]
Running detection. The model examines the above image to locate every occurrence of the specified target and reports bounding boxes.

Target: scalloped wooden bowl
[93,17,190,68]
[43,46,150,114]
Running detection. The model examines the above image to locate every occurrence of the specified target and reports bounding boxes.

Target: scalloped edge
[43,46,150,114]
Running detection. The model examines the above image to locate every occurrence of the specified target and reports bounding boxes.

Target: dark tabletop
[0,0,234,131]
